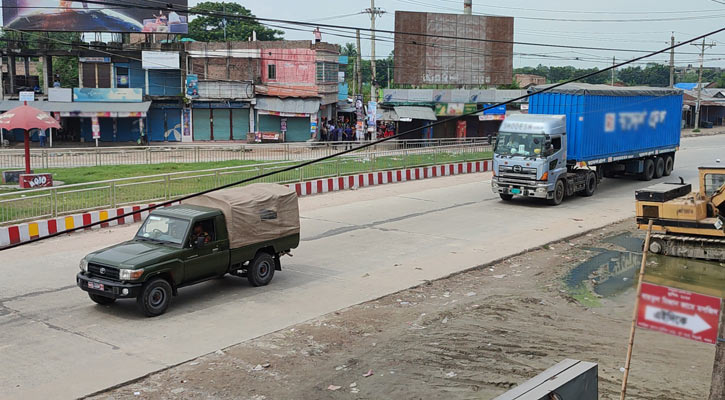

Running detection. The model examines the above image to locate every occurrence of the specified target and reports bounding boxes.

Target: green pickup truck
[76,183,300,317]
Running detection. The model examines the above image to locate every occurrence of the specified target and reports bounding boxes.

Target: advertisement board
[48,88,72,103]
[73,88,143,103]
[185,74,199,98]
[2,0,189,33]
[142,51,180,70]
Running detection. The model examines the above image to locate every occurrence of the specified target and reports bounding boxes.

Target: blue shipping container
[528,84,682,163]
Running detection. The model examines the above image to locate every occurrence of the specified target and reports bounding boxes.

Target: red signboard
[19,173,53,189]
[637,282,721,344]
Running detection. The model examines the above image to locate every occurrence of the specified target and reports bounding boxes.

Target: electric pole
[612,56,615,86]
[669,33,675,87]
[692,39,715,130]
[363,1,385,102]
[356,29,363,96]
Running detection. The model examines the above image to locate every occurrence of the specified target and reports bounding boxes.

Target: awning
[380,109,400,121]
[0,101,151,117]
[255,97,320,116]
[394,106,437,121]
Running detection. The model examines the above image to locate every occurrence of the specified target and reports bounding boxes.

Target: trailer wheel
[248,252,275,287]
[663,155,674,176]
[499,193,514,201]
[580,172,597,197]
[654,157,665,179]
[547,180,565,206]
[640,159,655,181]
[648,239,664,255]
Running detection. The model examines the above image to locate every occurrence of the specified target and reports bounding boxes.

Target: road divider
[0,160,491,247]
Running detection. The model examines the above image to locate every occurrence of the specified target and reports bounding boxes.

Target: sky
[223,0,725,70]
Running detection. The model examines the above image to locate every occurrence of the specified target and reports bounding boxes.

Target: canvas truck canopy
[183,183,300,249]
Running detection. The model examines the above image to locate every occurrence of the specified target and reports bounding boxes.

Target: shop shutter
[213,109,231,141]
[232,109,250,140]
[193,109,212,141]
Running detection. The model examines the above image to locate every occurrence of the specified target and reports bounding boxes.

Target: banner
[142,51,180,70]
[186,74,199,98]
[2,0,189,33]
[73,88,143,103]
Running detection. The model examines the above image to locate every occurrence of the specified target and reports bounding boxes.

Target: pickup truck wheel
[89,293,115,305]
[640,159,655,181]
[248,252,275,287]
[663,155,674,176]
[580,172,597,197]
[499,193,514,201]
[654,157,665,179]
[136,278,172,317]
[547,180,565,206]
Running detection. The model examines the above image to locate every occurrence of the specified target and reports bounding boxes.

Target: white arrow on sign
[644,305,712,334]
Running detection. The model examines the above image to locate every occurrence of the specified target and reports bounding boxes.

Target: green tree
[187,2,283,42]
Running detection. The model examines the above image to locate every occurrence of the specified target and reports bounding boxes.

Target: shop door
[193,109,212,141]
[212,109,231,141]
[232,109,250,140]
[285,117,311,142]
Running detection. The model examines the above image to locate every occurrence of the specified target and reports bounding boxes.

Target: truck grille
[88,263,120,281]
[499,165,537,180]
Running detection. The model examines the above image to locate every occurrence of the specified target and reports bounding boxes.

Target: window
[268,64,276,80]
[704,173,725,196]
[551,137,562,151]
[316,62,338,83]
[188,218,216,247]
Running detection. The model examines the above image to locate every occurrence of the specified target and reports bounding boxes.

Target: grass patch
[567,284,602,308]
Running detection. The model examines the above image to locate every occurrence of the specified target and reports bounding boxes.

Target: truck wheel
[654,157,665,179]
[640,159,655,181]
[499,193,514,201]
[89,293,115,305]
[580,172,597,197]
[248,252,275,287]
[136,278,172,317]
[663,155,674,176]
[548,180,565,206]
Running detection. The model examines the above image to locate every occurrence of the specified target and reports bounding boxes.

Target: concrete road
[0,135,722,399]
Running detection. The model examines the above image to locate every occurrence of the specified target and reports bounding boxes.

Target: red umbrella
[0,102,61,174]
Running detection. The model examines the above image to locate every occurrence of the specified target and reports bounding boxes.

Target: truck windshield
[136,215,189,245]
[495,132,545,157]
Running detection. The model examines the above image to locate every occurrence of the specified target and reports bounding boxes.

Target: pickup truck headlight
[79,258,88,273]
[119,269,144,281]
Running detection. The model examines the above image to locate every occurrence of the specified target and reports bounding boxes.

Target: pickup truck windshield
[495,132,545,157]
[136,215,189,245]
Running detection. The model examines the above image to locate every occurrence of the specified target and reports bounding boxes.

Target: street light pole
[692,39,715,130]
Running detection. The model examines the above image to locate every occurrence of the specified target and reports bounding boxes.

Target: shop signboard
[483,103,507,115]
[48,88,72,103]
[19,91,34,102]
[73,88,143,103]
[2,0,189,33]
[91,117,101,140]
[142,51,180,70]
[182,109,191,139]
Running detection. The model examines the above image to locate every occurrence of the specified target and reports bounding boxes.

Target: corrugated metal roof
[0,101,151,113]
[255,97,320,114]
[531,83,682,97]
[394,106,437,121]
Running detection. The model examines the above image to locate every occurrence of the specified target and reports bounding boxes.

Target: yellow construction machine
[635,166,725,261]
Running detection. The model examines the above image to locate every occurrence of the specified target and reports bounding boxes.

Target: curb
[0,160,491,247]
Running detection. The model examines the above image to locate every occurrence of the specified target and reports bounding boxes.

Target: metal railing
[0,141,493,225]
[0,138,492,169]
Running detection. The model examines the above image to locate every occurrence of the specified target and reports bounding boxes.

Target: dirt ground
[87,220,715,400]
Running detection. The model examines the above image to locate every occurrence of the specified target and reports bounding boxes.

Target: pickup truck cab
[77,184,300,316]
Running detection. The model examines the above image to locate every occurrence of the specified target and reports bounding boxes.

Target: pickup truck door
[183,219,230,281]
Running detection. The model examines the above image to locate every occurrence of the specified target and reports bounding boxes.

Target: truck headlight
[79,258,88,273]
[119,269,144,281]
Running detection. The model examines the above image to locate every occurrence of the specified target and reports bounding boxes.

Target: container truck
[492,83,683,205]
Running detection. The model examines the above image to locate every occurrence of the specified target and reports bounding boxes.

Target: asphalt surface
[0,135,722,399]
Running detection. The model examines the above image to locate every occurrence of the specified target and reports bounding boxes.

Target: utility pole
[464,0,472,14]
[387,63,391,88]
[692,39,716,130]
[708,301,725,400]
[352,58,358,97]
[356,29,363,96]
[612,56,615,86]
[669,33,675,87]
[363,1,385,102]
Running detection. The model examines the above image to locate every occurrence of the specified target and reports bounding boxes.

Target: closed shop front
[255,97,319,143]
[148,103,183,142]
[191,102,250,141]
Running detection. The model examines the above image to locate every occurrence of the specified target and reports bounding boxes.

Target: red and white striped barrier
[0,160,491,247]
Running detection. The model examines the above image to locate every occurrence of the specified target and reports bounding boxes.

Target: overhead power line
[3,26,725,251]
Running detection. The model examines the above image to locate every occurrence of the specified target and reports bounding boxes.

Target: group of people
[319,117,356,143]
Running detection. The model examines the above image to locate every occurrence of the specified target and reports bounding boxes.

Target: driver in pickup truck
[190,223,211,245]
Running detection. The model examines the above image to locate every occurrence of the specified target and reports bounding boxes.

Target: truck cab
[492,114,594,205]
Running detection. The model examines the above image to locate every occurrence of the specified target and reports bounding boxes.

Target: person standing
[38,129,46,147]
